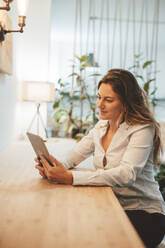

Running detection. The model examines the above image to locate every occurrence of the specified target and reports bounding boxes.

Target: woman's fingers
[35,155,54,180]
[35,155,65,182]
[49,154,58,164]
[49,154,63,167]
[35,165,44,173]
[35,165,47,178]
[34,157,40,163]
[40,155,52,170]
[49,154,56,161]
[35,155,57,167]
[39,171,45,177]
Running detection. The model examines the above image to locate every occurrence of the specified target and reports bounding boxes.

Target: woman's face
[97,83,123,121]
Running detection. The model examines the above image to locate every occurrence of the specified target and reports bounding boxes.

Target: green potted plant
[51,54,101,139]
[129,54,157,106]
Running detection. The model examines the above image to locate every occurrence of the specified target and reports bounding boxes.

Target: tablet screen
[27,132,54,167]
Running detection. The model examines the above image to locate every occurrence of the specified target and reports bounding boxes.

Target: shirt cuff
[72,170,106,186]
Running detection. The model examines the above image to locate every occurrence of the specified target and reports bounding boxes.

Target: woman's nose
[97,99,104,108]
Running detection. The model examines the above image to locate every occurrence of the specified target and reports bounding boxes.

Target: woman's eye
[96,96,113,102]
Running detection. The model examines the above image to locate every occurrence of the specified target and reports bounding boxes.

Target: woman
[35,69,165,248]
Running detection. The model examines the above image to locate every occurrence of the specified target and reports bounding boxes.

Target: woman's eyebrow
[97,93,114,99]
[105,96,114,99]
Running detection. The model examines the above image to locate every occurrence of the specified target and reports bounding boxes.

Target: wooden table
[0,140,145,248]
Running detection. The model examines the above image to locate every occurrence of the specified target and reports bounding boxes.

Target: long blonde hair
[98,69,162,166]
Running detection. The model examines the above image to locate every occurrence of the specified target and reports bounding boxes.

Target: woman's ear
[123,104,126,113]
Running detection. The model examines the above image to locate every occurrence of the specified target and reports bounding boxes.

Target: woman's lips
[99,110,107,114]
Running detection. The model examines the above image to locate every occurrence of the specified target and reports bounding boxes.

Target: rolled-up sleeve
[72,125,154,186]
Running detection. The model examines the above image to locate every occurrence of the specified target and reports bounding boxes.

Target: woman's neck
[108,118,124,132]
[108,120,118,132]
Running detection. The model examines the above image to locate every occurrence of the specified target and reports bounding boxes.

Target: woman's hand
[35,157,47,178]
[35,155,73,185]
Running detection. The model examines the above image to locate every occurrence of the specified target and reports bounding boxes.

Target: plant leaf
[136,75,144,81]
[146,79,156,84]
[68,72,78,77]
[75,55,81,60]
[80,55,88,62]
[134,54,141,59]
[128,65,136,70]
[143,82,150,94]
[82,62,90,67]
[57,78,62,84]
[151,98,156,106]
[89,73,101,77]
[143,79,155,95]
[53,101,60,108]
[150,89,157,95]
[142,60,153,69]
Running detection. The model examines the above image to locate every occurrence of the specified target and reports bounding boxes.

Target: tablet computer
[27,132,54,167]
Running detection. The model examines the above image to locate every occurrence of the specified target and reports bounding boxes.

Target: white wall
[0,0,52,151]
[0,74,16,150]
[14,0,52,139]
[0,1,17,151]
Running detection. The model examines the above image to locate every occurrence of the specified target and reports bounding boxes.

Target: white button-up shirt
[63,120,165,214]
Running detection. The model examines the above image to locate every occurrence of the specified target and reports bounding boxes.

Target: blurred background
[0,0,165,150]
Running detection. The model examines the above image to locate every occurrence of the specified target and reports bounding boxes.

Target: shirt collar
[99,120,129,131]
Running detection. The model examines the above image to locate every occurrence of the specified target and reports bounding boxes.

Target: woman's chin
[99,114,107,120]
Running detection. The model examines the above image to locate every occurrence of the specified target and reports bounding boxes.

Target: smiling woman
[36,68,165,248]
